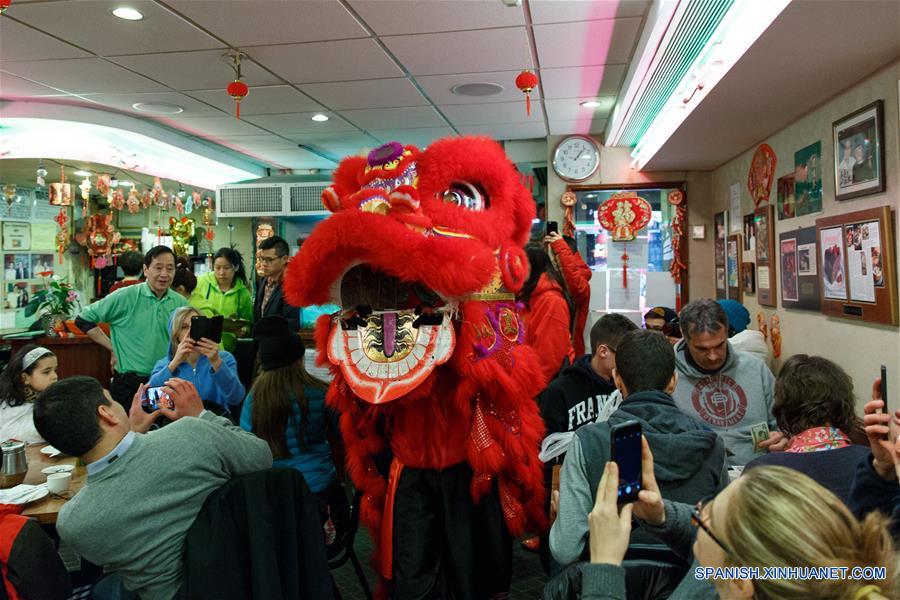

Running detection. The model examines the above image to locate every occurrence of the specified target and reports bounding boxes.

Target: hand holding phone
[880,365,889,441]
[610,420,642,504]
[189,315,224,344]
[141,386,173,413]
[546,221,559,237]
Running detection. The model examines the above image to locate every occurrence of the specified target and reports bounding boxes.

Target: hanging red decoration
[515,70,538,116]
[597,192,653,288]
[747,143,777,206]
[225,51,249,119]
[667,190,688,308]
[0,0,11,14]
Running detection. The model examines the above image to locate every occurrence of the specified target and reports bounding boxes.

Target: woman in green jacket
[190,247,253,351]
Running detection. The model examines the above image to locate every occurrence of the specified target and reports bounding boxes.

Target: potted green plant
[24,277,79,337]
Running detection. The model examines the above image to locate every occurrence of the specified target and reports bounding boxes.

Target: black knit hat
[254,316,304,371]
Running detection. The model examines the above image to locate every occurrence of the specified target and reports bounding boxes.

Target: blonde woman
[580,440,896,600]
[148,306,244,416]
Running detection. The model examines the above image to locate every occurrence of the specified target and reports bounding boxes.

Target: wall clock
[552,135,600,182]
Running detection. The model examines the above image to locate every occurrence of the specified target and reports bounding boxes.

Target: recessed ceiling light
[74,170,92,177]
[451,82,504,97]
[132,102,184,115]
[112,7,144,20]
[311,114,329,122]
[580,100,602,108]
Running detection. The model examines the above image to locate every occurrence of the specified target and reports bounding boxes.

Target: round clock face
[552,136,600,182]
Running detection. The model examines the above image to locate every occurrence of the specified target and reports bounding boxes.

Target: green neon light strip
[619,0,734,147]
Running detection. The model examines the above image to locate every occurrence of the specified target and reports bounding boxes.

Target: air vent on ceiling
[217,180,330,217]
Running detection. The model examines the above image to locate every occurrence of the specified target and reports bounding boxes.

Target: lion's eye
[440,181,488,211]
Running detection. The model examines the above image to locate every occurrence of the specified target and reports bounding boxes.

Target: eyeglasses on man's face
[258,255,285,264]
[691,496,732,556]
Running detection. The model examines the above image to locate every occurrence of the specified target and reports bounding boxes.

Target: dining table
[20,443,86,525]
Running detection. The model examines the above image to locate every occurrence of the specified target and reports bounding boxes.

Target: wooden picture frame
[754,204,777,306]
[779,226,821,311]
[714,211,728,299]
[816,205,897,325]
[727,234,742,301]
[833,100,886,202]
[742,263,755,294]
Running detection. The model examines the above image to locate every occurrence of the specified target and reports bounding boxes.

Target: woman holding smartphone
[576,439,896,600]
[148,306,245,416]
[190,247,253,352]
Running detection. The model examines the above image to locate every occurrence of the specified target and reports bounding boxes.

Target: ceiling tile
[382,28,530,76]
[162,115,269,137]
[287,131,379,147]
[110,50,281,90]
[457,122,548,141]
[246,39,402,84]
[247,148,337,169]
[1,58,162,94]
[214,135,299,151]
[369,127,457,147]
[243,112,358,135]
[534,18,642,68]
[441,102,544,126]
[82,91,224,117]
[530,0,648,24]
[415,70,541,105]
[314,146,371,160]
[544,96,615,121]
[539,64,627,99]
[9,0,223,56]
[0,17,91,61]
[349,0,524,35]
[338,106,445,130]
[548,118,608,137]
[185,86,322,116]
[165,0,367,46]
[0,71,65,96]
[300,78,428,110]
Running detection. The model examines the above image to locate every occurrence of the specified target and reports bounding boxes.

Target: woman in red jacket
[546,233,592,356]
[518,246,575,386]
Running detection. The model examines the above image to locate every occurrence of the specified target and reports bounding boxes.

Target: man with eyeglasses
[550,329,727,592]
[643,306,682,345]
[253,236,300,333]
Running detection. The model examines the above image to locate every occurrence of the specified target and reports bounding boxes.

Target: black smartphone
[189,315,224,344]
[881,365,888,440]
[610,420,642,504]
[546,221,558,237]
[141,386,173,413]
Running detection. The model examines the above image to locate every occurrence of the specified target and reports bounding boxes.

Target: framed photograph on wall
[794,142,822,216]
[833,100,885,201]
[778,227,821,310]
[777,174,796,220]
[755,205,777,307]
[742,263,755,294]
[816,205,897,325]
[714,211,728,299]
[742,214,755,252]
[727,234,742,301]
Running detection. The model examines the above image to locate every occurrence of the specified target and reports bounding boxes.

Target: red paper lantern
[515,70,538,116]
[0,0,11,14]
[227,80,249,119]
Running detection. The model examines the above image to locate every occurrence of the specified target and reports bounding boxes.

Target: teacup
[46,472,72,495]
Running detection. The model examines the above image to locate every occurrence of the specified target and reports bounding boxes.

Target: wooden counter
[4,335,112,386]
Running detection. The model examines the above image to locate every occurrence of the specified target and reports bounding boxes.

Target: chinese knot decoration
[747,143,776,207]
[53,209,68,264]
[75,213,120,270]
[667,189,687,293]
[560,191,577,238]
[515,70,538,116]
[597,192,652,288]
[226,51,249,119]
[169,217,194,256]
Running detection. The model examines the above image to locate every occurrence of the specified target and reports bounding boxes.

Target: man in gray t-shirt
[34,376,272,600]
[671,299,787,466]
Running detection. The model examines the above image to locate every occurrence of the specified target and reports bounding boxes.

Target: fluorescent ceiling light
[311,114,329,122]
[112,7,144,21]
[118,181,134,187]
[580,100,602,108]
[0,117,259,188]
[618,0,790,170]
[74,170,92,177]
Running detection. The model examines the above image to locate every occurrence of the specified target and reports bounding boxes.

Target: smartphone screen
[141,386,171,413]
[610,420,642,504]
[546,221,558,237]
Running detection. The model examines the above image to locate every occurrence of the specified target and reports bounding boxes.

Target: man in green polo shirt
[75,246,187,412]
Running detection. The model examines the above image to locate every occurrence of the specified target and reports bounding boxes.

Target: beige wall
[545,136,716,301]
[708,61,900,404]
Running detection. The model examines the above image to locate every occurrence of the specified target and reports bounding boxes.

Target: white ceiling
[645,0,900,171]
[0,0,647,172]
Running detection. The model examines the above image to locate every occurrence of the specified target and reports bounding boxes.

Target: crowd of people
[0,236,898,600]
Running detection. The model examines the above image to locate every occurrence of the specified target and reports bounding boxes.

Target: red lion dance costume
[285,137,547,598]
